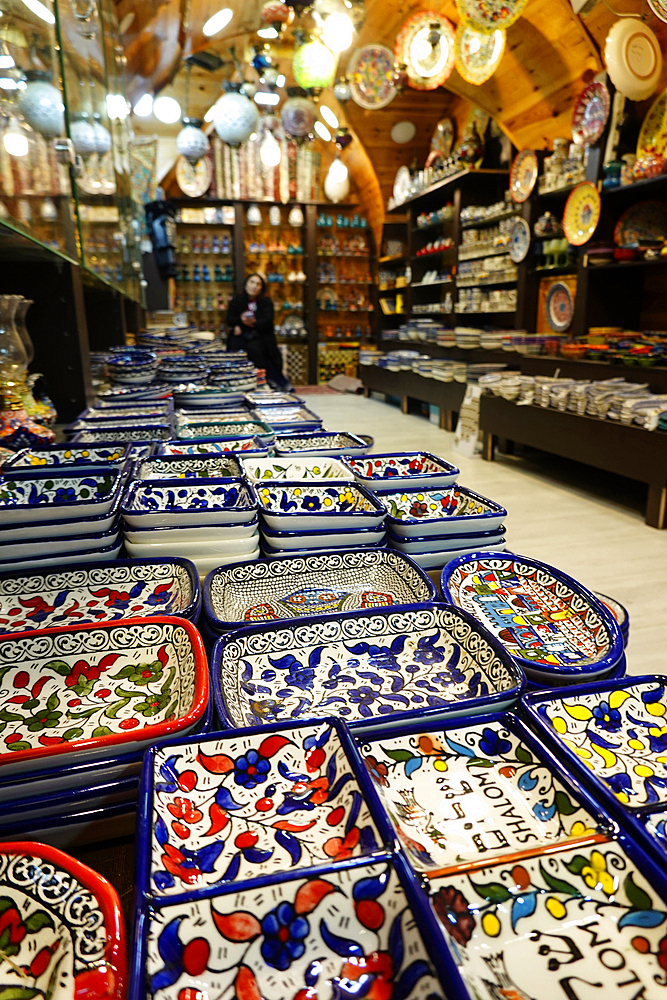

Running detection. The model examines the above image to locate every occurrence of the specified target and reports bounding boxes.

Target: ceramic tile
[145,720,385,897]
[142,860,443,1000]
[213,605,523,730]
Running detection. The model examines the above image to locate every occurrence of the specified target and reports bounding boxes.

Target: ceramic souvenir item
[175,420,273,441]
[0,558,200,632]
[614,200,667,246]
[256,481,385,531]
[348,44,398,110]
[605,18,663,102]
[648,0,667,21]
[563,181,601,245]
[0,467,122,524]
[431,117,454,158]
[454,24,505,85]
[387,525,507,554]
[545,281,575,332]
[428,835,667,1000]
[508,217,531,262]
[273,431,369,457]
[361,711,608,874]
[213,604,523,731]
[572,80,611,145]
[203,548,437,633]
[0,841,126,999]
[342,452,460,490]
[4,443,130,468]
[509,149,538,202]
[395,11,456,91]
[175,155,212,198]
[637,87,667,158]
[241,456,350,482]
[121,480,258,528]
[158,437,268,456]
[382,485,506,537]
[133,454,243,481]
[442,551,624,683]
[259,523,385,553]
[0,617,208,776]
[593,590,630,645]
[393,165,412,205]
[455,0,527,31]
[72,426,172,443]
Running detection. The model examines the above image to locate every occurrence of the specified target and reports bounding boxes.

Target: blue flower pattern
[260,902,310,971]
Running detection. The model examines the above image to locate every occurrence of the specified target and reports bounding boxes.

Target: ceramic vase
[69,113,97,157]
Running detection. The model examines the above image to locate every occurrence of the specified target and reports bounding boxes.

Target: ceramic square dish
[259,521,386,549]
[242,455,350,482]
[0,467,122,524]
[175,420,274,442]
[382,485,507,537]
[203,548,437,633]
[244,391,304,406]
[0,521,120,560]
[174,408,252,425]
[137,718,394,900]
[131,854,447,1000]
[274,430,369,457]
[256,481,385,530]
[0,616,208,776]
[123,515,259,545]
[441,551,624,682]
[4,443,131,468]
[132,454,243,481]
[157,436,268,456]
[0,558,200,632]
[76,404,173,421]
[387,524,507,554]
[343,451,460,490]
[0,536,123,573]
[0,486,123,539]
[124,534,259,561]
[0,841,126,999]
[72,424,172,443]
[252,404,323,430]
[121,480,258,527]
[213,604,524,732]
[397,541,507,570]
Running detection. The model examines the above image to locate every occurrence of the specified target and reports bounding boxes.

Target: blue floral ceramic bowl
[157,436,269,456]
[242,456,350,482]
[0,521,120,561]
[0,485,123,539]
[0,467,123,524]
[343,451,460,490]
[382,485,507,537]
[256,481,386,531]
[252,405,323,431]
[4,443,131,469]
[122,479,259,528]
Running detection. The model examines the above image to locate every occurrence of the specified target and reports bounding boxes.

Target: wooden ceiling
[120,0,667,230]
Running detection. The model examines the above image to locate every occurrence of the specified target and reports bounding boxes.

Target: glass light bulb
[314,121,331,142]
[260,133,281,167]
[153,95,181,123]
[323,12,354,52]
[329,157,348,182]
[3,131,28,156]
[320,105,338,129]
[133,93,153,117]
[203,8,233,36]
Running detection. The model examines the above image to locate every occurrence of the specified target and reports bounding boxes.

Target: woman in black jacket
[226,273,292,390]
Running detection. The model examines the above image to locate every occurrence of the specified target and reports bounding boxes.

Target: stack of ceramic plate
[0,466,127,572]
[273,430,369,458]
[380,484,507,570]
[341,450,460,491]
[244,390,305,407]
[256,480,386,556]
[455,327,482,348]
[252,403,323,432]
[106,350,159,385]
[132,453,244,482]
[173,386,248,409]
[157,435,269,457]
[65,406,174,440]
[174,417,275,445]
[442,550,625,688]
[4,442,131,470]
[95,384,173,405]
[121,478,260,575]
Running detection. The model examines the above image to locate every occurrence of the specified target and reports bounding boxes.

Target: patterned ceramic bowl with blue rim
[123,514,259,544]
[387,523,507,554]
[4,771,140,829]
[524,650,627,691]
[131,453,244,482]
[157,436,269,457]
[0,520,121,561]
[274,430,370,457]
[124,534,259,563]
[0,484,123,539]
[173,388,247,408]
[260,520,386,549]
[0,466,124,524]
[244,391,304,407]
[242,455,351,482]
[256,480,386,531]
[251,405,323,432]
[441,550,624,683]
[95,384,173,405]
[382,484,507,537]
[71,424,173,443]
[175,420,275,443]
[121,479,259,528]
[212,602,524,733]
[594,589,630,647]
[260,539,384,558]
[3,443,131,469]
[65,416,174,437]
[342,451,460,491]
[0,536,123,574]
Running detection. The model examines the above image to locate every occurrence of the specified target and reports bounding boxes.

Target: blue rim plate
[3,442,131,468]
[387,523,507,552]
[343,450,460,490]
[382,484,507,536]
[121,479,259,528]
[157,436,269,456]
[0,485,124,538]
[256,480,386,530]
[0,535,124,571]
[0,467,124,523]
[131,453,244,482]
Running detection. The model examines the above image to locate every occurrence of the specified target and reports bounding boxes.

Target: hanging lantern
[17,71,64,139]
[91,113,112,155]
[333,76,352,104]
[213,86,259,146]
[251,45,273,73]
[334,126,352,151]
[261,1,290,26]
[293,39,336,92]
[240,79,258,99]
[176,117,210,164]
[324,157,350,202]
[69,112,97,158]
[281,87,316,140]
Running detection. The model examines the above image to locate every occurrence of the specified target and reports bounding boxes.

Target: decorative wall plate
[0,841,126,1000]
[256,481,385,530]
[134,454,243,481]
[508,216,531,262]
[563,181,601,245]
[362,713,603,874]
[213,604,523,731]
[382,485,506,536]
[431,117,455,157]
[545,280,575,332]
[442,552,624,679]
[393,165,411,205]
[454,24,505,85]
[122,480,258,528]
[648,0,667,22]
[348,44,397,110]
[509,148,538,202]
[203,548,437,633]
[637,87,667,158]
[571,80,611,145]
[604,18,663,102]
[0,617,207,775]
[614,200,667,246]
[395,11,456,91]
[241,456,351,481]
[343,451,460,490]
[158,437,268,456]
[175,154,212,198]
[455,0,527,32]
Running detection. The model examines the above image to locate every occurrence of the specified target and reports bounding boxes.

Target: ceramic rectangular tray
[0,486,123,538]
[212,604,524,732]
[0,536,123,573]
[242,456,350,482]
[256,481,386,530]
[382,485,507,536]
[260,520,387,549]
[121,480,258,527]
[343,451,460,490]
[72,425,172,443]
[4,443,131,468]
[0,557,200,632]
[203,548,437,633]
[175,420,274,441]
[274,430,369,457]
[0,521,120,560]
[124,534,259,560]
[77,404,173,421]
[157,436,268,456]
[174,408,252,425]
[387,524,506,553]
[0,467,122,524]
[253,404,323,430]
[133,454,243,481]
[399,541,507,570]
[244,391,304,406]
[261,538,384,558]
[68,416,172,434]
[123,515,259,545]
[0,616,207,776]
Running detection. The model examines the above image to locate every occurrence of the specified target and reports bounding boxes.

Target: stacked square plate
[255,480,386,556]
[174,418,275,445]
[157,435,269,457]
[4,442,131,469]
[341,450,460,490]
[122,478,260,576]
[242,455,351,482]
[273,430,369,458]
[252,403,323,432]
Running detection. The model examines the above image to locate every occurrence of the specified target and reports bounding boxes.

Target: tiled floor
[302,388,667,675]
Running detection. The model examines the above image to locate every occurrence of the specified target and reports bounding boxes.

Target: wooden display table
[360,365,465,430]
[479,395,667,528]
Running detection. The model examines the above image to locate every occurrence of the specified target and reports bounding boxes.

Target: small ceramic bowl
[158,436,269,456]
[242,456,351,482]
[256,481,386,530]
[176,420,275,443]
[274,430,369,457]
[4,443,131,469]
[0,486,123,539]
[342,451,460,490]
[383,484,507,537]
[123,514,259,544]
[259,520,386,549]
[132,454,244,482]
[0,467,123,524]
[121,479,259,528]
[67,415,172,435]
[96,384,172,404]
[72,424,173,443]
[387,524,507,553]
[0,535,124,573]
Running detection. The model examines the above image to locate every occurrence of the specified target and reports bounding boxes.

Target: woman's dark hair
[245,272,266,296]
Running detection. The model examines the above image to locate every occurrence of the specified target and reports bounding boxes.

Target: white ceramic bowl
[121,480,258,528]
[256,481,386,531]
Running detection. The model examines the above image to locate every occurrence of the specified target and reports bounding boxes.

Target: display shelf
[458,245,511,262]
[584,259,667,271]
[412,249,454,260]
[536,181,583,198]
[460,209,521,229]
[531,265,578,276]
[411,279,453,288]
[456,277,517,288]
[455,308,516,315]
[412,218,453,233]
[602,175,667,196]
[389,169,509,212]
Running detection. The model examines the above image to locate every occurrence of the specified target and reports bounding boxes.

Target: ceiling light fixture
[202,7,233,37]
[4,122,28,156]
[320,105,338,129]
[133,93,153,117]
[153,95,181,123]
[20,0,55,23]
[260,130,281,167]
[257,26,279,38]
[276,73,286,88]
[322,12,354,52]
[106,94,130,119]
[314,120,331,141]
[254,91,280,106]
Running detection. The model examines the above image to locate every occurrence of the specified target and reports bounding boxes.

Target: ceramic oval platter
[133,454,244,481]
[342,451,460,490]
[382,484,506,537]
[0,616,208,776]
[442,551,624,683]
[212,604,524,732]
[0,468,122,524]
[0,841,126,999]
[273,431,369,457]
[121,480,258,528]
[157,436,268,456]
[0,558,200,632]
[4,443,130,468]
[202,548,437,634]
[241,456,351,482]
[256,481,385,531]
